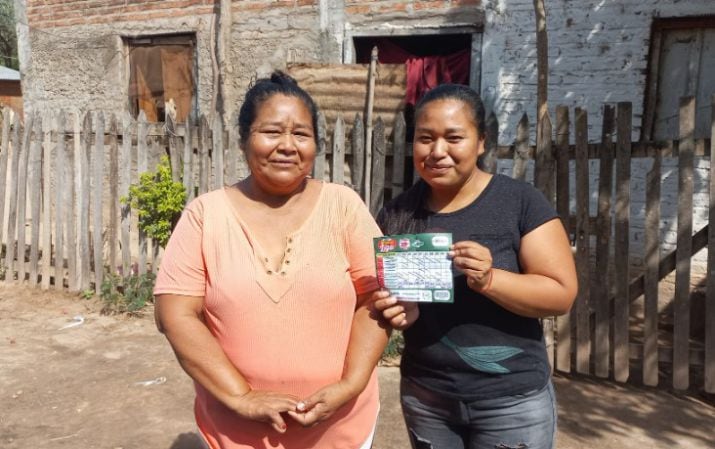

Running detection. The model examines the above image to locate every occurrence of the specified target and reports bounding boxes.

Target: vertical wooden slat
[554,105,571,373]
[391,112,406,197]
[614,102,632,383]
[198,115,210,194]
[66,113,79,291]
[482,112,498,174]
[212,115,224,189]
[0,108,12,250]
[92,113,105,292]
[351,114,364,194]
[643,148,661,387]
[166,112,182,183]
[15,115,33,283]
[53,112,66,289]
[28,116,43,286]
[370,117,386,215]
[673,97,694,390]
[136,111,148,276]
[107,116,119,277]
[78,113,92,290]
[226,111,238,184]
[233,114,249,182]
[5,113,23,280]
[313,112,327,181]
[183,116,194,201]
[594,104,614,379]
[120,113,132,277]
[331,114,345,185]
[706,94,715,394]
[534,111,554,203]
[40,115,53,289]
[574,107,590,375]
[512,113,529,180]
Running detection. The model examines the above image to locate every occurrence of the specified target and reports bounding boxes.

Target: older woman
[153,71,389,449]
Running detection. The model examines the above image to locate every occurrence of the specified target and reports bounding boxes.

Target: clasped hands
[229,380,357,434]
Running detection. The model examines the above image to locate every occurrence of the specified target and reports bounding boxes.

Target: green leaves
[123,156,186,248]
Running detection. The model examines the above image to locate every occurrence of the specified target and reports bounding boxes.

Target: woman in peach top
[153,71,389,449]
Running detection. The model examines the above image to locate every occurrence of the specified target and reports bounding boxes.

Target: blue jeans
[400,377,557,449]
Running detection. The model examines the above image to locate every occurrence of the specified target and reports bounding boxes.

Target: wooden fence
[0,96,713,394]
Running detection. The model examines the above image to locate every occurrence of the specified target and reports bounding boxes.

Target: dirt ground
[2,284,714,449]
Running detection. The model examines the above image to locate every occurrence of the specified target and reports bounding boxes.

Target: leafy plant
[100,272,156,315]
[381,330,404,365]
[122,156,186,248]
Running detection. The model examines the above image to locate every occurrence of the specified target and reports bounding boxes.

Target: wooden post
[351,114,364,194]
[4,113,23,280]
[107,116,119,278]
[40,112,55,288]
[65,113,77,291]
[482,112,499,174]
[92,113,105,293]
[706,94,715,394]
[512,113,529,180]
[0,108,11,252]
[614,102,632,383]
[28,115,43,287]
[212,114,224,189]
[643,145,661,387]
[136,111,148,276]
[166,110,182,183]
[673,97,694,390]
[370,117,386,215]
[554,105,570,373]
[594,104,614,379]
[391,112,406,197]
[15,114,34,283]
[313,112,327,181]
[78,113,93,290]
[331,114,345,185]
[534,112,554,204]
[226,111,239,184]
[120,113,133,277]
[183,116,195,201]
[198,115,210,194]
[53,112,66,289]
[364,46,378,204]
[574,107,590,375]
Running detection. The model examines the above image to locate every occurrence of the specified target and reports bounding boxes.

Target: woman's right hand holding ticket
[372,290,420,330]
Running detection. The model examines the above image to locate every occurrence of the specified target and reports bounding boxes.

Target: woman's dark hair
[237,71,319,145]
[379,84,486,235]
[414,83,486,138]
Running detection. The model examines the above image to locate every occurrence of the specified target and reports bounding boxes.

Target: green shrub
[122,156,186,248]
[100,272,156,315]
[381,330,404,363]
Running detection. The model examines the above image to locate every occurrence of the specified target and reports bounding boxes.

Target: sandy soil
[1,284,714,449]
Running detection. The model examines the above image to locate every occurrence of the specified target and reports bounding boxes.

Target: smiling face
[244,93,316,195]
[413,98,485,193]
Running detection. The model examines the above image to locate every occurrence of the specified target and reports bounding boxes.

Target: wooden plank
[351,113,364,194]
[66,113,79,291]
[574,107,590,375]
[53,113,66,289]
[594,104,614,378]
[225,112,238,184]
[166,112,182,183]
[512,113,529,180]
[554,105,571,373]
[15,114,34,283]
[331,114,345,185]
[391,112,406,197]
[643,147,661,387]
[534,111,554,203]
[107,116,119,277]
[92,113,105,293]
[482,112,498,174]
[212,115,224,189]
[233,115,249,182]
[40,115,53,289]
[4,113,23,280]
[0,108,12,252]
[614,102,632,383]
[706,94,715,394]
[370,117,386,216]
[183,116,195,201]
[78,113,92,290]
[136,111,148,276]
[28,116,43,286]
[120,113,133,277]
[198,115,210,194]
[673,96,694,390]
[313,112,327,181]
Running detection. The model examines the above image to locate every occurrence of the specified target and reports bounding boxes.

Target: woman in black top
[374,84,577,449]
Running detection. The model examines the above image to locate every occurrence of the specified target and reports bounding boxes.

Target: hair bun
[270,70,298,86]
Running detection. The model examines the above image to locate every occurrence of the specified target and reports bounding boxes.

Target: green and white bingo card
[374,233,453,303]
